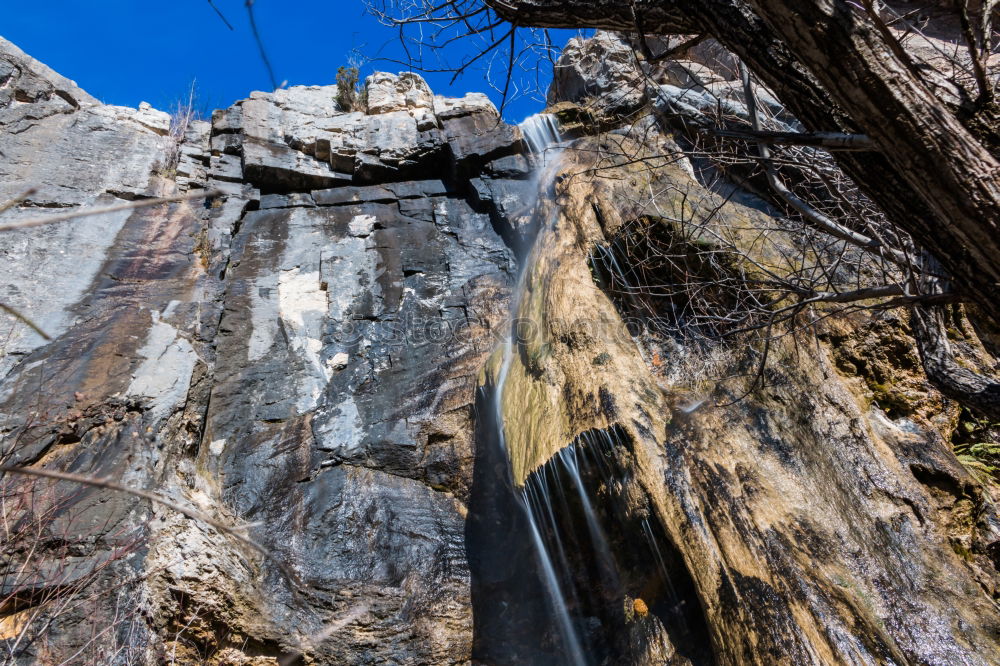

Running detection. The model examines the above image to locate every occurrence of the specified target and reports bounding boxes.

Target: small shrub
[336,66,360,112]
[160,80,201,178]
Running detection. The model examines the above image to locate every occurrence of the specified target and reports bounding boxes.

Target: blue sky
[4,1,582,121]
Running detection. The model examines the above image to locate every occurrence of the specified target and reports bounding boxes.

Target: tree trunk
[487,0,1000,328]
[912,303,1000,420]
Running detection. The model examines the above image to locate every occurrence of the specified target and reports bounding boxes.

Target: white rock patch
[126,313,197,421]
[278,267,327,328]
[247,276,279,362]
[328,352,350,372]
[348,214,376,237]
[279,267,330,409]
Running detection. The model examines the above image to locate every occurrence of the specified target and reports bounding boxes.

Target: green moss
[867,379,913,417]
[950,540,975,561]
[952,409,1000,484]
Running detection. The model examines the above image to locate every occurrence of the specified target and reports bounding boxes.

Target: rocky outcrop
[0,39,521,665]
[479,132,1000,662]
[474,29,1000,666]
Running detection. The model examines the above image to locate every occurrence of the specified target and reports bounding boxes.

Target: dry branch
[0,465,302,589]
[701,128,875,151]
[0,190,220,233]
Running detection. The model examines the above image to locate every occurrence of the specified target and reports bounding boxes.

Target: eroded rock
[0,38,517,664]
[3,27,1000,666]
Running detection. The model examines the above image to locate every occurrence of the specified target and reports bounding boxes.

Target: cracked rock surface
[0,38,520,664]
[4,28,1000,666]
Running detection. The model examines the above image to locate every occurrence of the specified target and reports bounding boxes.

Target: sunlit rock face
[0,37,521,664]
[2,28,1000,666]
[471,30,1000,666]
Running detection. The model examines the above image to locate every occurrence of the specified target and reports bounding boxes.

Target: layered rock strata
[0,38,525,664]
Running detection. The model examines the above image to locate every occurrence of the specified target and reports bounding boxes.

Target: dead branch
[0,465,303,590]
[0,190,221,233]
[738,62,916,268]
[700,128,875,151]
[0,188,37,216]
[0,303,51,341]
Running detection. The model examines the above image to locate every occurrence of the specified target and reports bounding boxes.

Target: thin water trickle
[490,114,592,665]
[482,120,712,660]
[563,447,621,594]
[494,113,565,431]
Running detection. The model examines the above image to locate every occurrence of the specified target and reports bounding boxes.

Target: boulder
[365,71,435,116]
[547,31,648,116]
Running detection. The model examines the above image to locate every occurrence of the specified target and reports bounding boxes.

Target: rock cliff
[1,29,999,666]
[0,34,522,664]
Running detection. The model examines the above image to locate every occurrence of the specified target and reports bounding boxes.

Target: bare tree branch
[207,0,235,31]
[701,128,875,151]
[246,0,280,91]
[0,188,37,215]
[0,190,221,233]
[0,465,303,589]
[0,303,51,341]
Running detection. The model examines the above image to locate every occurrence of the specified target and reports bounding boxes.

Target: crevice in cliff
[192,195,258,459]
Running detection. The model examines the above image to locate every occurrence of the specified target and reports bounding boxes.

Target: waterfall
[489,113,590,666]
[520,112,564,162]
[493,114,565,443]
[475,114,711,665]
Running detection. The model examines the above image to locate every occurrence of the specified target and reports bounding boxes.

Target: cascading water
[520,112,564,159]
[490,113,589,666]
[472,115,713,665]
[492,112,565,430]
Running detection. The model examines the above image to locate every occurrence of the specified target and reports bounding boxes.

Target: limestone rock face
[475,127,1000,664]
[0,39,180,380]
[480,29,1000,666]
[364,71,435,115]
[0,38,517,665]
[548,31,648,115]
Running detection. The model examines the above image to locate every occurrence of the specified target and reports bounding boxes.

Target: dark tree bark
[911,252,1000,420]
[486,0,699,32]
[486,0,1000,329]
[744,0,1000,305]
[912,303,1000,421]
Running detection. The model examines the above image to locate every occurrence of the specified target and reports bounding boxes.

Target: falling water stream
[474,115,713,665]
[494,113,588,665]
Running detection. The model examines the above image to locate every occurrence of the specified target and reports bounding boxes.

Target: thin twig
[0,188,37,216]
[959,3,993,103]
[0,190,220,233]
[0,464,302,589]
[0,303,51,340]
[207,0,235,31]
[246,0,280,91]
[702,128,875,151]
[646,34,707,63]
[738,62,914,267]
